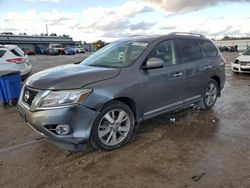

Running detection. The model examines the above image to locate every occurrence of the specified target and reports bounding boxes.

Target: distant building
[0,34,74,50]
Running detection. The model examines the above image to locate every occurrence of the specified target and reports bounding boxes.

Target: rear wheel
[90,101,135,150]
[201,79,219,110]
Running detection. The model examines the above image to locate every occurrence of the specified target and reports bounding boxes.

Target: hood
[237,55,250,62]
[26,64,120,90]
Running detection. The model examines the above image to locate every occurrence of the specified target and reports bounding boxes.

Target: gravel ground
[0,52,250,188]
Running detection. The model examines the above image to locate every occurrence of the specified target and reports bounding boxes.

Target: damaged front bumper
[17,100,99,151]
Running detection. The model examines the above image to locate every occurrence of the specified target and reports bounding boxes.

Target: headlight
[40,89,92,107]
[234,60,240,64]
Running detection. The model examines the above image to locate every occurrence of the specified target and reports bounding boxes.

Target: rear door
[139,40,188,118]
[199,40,221,85]
[175,39,205,100]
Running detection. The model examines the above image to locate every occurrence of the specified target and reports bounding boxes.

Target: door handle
[204,65,212,70]
[173,72,183,77]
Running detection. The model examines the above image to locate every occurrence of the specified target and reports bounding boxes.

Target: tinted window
[177,39,203,63]
[10,48,24,57]
[200,40,218,57]
[149,40,177,66]
[242,48,250,55]
[0,50,6,58]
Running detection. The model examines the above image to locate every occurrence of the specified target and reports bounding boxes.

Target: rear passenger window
[200,40,218,57]
[10,48,24,57]
[0,50,6,58]
[177,39,203,63]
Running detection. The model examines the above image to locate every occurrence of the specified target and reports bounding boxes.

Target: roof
[3,45,18,50]
[116,35,162,43]
[115,33,208,44]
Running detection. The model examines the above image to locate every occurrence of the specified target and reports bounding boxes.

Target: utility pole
[46,24,48,36]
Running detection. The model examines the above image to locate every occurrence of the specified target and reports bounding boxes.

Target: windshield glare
[81,41,148,68]
[242,48,250,55]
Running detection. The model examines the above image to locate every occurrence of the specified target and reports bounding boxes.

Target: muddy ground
[0,52,249,188]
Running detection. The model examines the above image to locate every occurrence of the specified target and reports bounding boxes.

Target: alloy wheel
[98,109,130,146]
[205,82,217,107]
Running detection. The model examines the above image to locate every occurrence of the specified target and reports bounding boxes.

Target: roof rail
[129,35,141,37]
[169,32,205,38]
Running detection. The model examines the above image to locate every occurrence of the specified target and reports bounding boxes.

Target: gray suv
[18,33,226,151]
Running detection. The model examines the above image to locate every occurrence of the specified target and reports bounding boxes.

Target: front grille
[22,87,38,106]
[241,68,250,71]
[241,61,250,66]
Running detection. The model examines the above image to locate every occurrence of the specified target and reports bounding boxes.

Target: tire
[201,79,219,110]
[90,101,135,150]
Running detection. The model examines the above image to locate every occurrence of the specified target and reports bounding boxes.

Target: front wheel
[201,79,219,110]
[90,101,135,150]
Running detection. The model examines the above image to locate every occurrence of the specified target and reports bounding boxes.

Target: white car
[75,46,85,53]
[0,45,32,80]
[231,48,250,73]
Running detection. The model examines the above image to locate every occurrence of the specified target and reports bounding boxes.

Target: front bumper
[17,101,99,151]
[231,62,250,73]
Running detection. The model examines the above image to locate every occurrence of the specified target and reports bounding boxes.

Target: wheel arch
[211,76,221,96]
[100,97,139,125]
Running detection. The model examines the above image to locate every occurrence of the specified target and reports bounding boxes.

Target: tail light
[219,53,227,64]
[6,58,25,64]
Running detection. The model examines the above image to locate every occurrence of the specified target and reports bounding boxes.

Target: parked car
[71,46,78,53]
[49,44,65,54]
[0,45,32,81]
[231,48,250,73]
[229,46,237,52]
[75,46,85,53]
[18,33,226,151]
[45,48,60,55]
[22,48,36,55]
[219,46,229,52]
[35,46,46,54]
[218,46,229,52]
[64,47,75,55]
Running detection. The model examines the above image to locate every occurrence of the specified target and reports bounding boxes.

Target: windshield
[81,41,148,68]
[242,48,250,55]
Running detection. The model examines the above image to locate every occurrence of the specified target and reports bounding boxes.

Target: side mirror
[143,57,164,70]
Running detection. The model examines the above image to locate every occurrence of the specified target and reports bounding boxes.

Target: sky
[0,0,250,42]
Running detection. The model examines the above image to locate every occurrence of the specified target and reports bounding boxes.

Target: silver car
[0,45,32,80]
[18,33,226,151]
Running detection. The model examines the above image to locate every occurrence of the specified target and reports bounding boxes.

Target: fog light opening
[55,124,70,135]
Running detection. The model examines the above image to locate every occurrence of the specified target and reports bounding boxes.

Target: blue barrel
[0,71,21,105]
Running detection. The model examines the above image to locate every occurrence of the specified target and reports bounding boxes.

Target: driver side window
[148,40,177,67]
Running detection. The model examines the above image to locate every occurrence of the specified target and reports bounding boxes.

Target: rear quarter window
[177,39,204,63]
[10,48,24,57]
[200,40,218,57]
[0,50,6,58]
